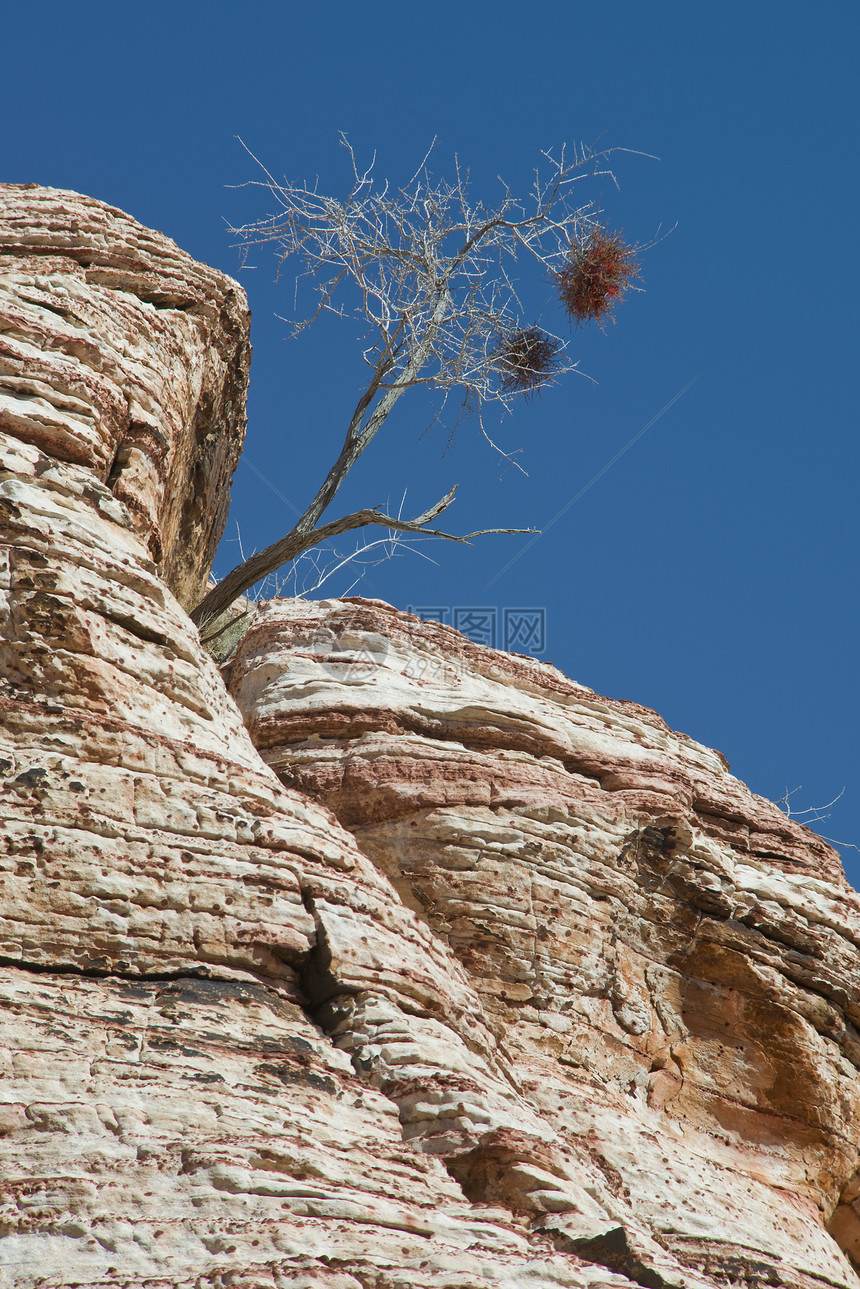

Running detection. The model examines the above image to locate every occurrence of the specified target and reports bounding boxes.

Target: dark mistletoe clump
[556,227,640,328]
[492,326,564,396]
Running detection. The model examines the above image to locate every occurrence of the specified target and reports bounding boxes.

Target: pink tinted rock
[230,595,860,1288]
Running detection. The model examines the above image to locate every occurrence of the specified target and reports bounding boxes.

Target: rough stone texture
[0,183,250,609]
[228,596,860,1288]
[0,188,625,1289]
[2,187,860,1289]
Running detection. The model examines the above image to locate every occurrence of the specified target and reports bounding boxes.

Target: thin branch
[191,484,536,628]
[194,137,653,625]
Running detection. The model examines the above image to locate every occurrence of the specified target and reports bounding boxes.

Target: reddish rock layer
[229,596,860,1288]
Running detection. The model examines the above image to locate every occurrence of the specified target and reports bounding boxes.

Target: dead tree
[190,138,642,628]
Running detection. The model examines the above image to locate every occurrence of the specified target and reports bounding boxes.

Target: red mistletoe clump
[556,227,640,328]
[492,326,563,396]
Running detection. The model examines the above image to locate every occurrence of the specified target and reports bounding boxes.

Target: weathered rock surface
[0,183,250,609]
[1,185,859,1289]
[228,596,860,1288]
[0,186,631,1289]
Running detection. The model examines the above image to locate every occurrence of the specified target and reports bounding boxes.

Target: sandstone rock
[0,183,250,608]
[2,185,859,1289]
[0,185,617,1289]
[229,595,860,1288]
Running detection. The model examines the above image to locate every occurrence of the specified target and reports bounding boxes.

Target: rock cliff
[2,185,859,1289]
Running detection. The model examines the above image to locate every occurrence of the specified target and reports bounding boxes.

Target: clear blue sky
[6,1,859,881]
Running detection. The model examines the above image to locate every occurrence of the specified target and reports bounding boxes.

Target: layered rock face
[0,183,249,608]
[0,187,649,1289]
[2,187,859,1289]
[227,602,860,1288]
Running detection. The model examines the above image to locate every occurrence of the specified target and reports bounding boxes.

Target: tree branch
[190,485,536,628]
[194,139,649,630]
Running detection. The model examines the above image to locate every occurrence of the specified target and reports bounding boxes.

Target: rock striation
[226,597,860,1287]
[0,183,249,609]
[2,185,860,1289]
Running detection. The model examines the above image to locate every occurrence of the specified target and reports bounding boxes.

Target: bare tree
[191,137,643,628]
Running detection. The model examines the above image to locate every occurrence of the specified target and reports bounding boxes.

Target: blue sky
[6,1,859,881]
